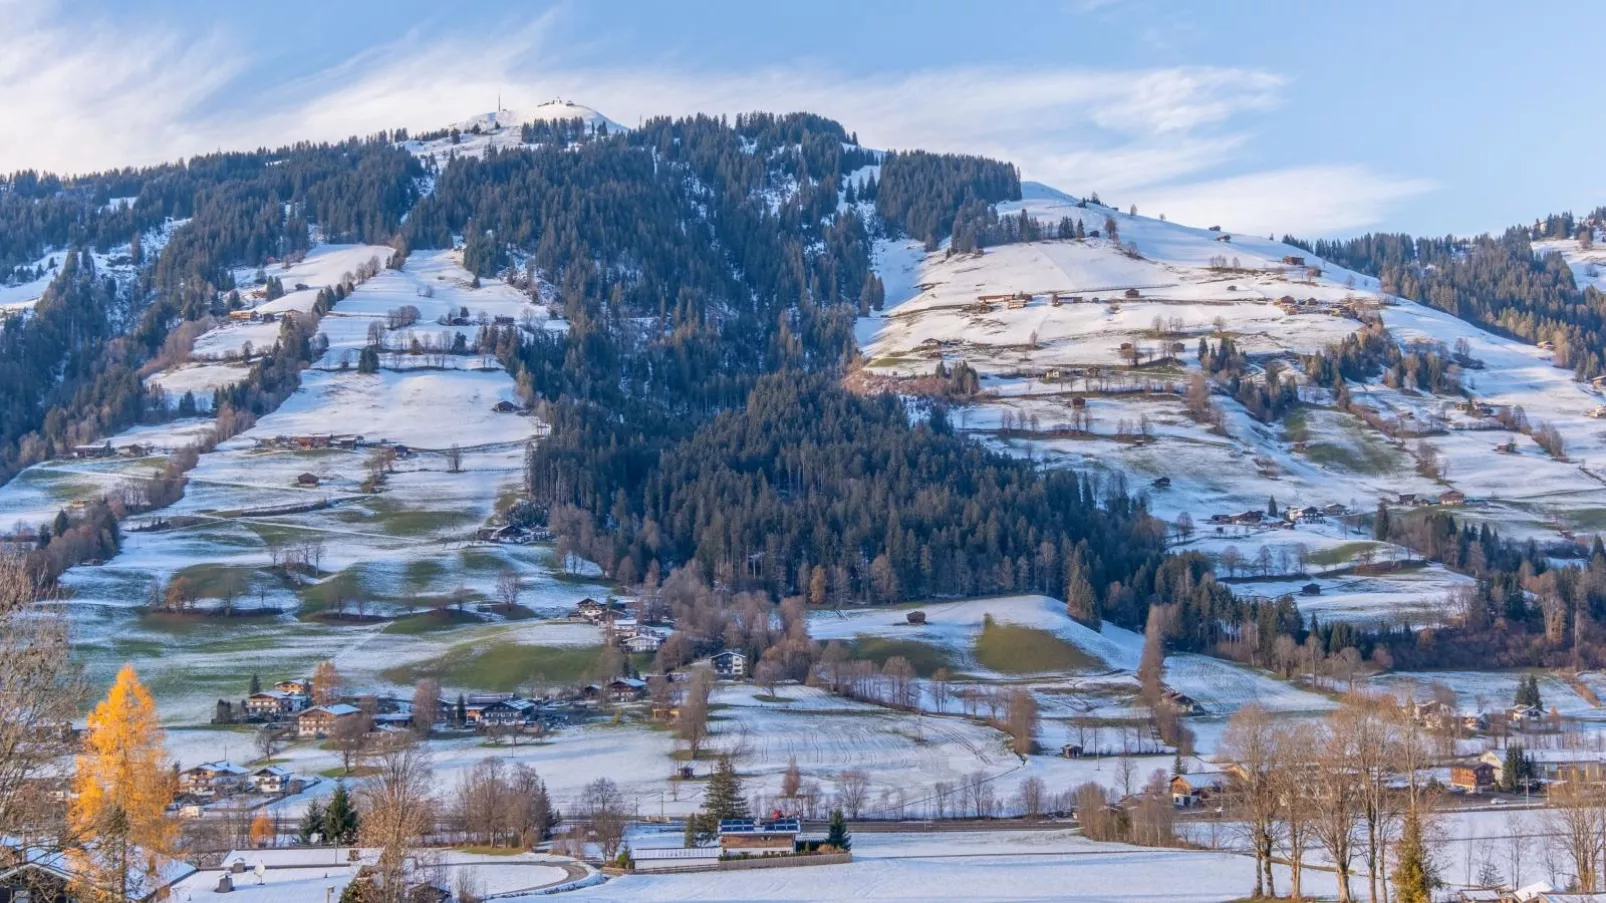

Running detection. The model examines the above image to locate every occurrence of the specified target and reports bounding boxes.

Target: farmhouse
[179,761,250,797]
[274,678,312,696]
[477,696,538,726]
[1169,772,1225,807]
[711,650,748,679]
[250,766,298,795]
[1123,288,1141,299]
[624,632,665,654]
[718,817,801,855]
[297,703,361,739]
[243,690,304,721]
[1161,690,1205,715]
[608,678,648,702]
[0,846,196,903]
[1282,255,1306,266]
[575,598,607,620]
[1482,748,1604,785]
[1449,760,1496,793]
[1439,489,1466,505]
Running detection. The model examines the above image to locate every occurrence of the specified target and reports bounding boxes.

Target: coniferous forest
[0,113,1220,639]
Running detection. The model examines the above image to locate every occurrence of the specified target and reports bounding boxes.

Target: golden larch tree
[312,659,342,706]
[69,664,178,903]
[249,809,276,848]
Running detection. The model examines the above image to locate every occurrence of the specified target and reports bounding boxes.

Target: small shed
[1123,288,1141,299]
[296,473,320,487]
[1300,583,1321,596]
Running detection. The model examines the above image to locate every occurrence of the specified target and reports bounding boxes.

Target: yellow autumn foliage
[68,664,178,902]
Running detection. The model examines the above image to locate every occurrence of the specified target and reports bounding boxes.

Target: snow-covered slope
[404,101,626,161]
[523,99,626,133]
[859,183,1606,625]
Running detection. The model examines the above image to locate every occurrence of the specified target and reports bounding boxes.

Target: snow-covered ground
[0,243,606,730]
[858,183,1606,626]
[567,828,1326,903]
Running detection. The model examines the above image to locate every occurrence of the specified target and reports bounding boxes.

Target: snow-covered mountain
[858,183,1606,625]
[405,101,627,161]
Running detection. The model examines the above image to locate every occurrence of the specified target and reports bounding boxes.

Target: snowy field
[858,183,1606,627]
[0,244,607,730]
[566,829,1324,903]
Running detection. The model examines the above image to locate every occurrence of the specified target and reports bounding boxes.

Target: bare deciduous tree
[359,743,435,903]
[0,553,80,839]
[836,770,871,818]
[581,778,627,859]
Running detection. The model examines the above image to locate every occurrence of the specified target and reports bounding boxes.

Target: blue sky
[3,0,1600,238]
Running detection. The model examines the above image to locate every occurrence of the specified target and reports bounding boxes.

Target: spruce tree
[824,808,851,851]
[456,693,468,727]
[698,755,749,839]
[323,782,360,844]
[249,673,261,695]
[298,799,325,843]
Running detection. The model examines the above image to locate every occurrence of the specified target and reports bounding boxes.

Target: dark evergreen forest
[1289,212,1606,381]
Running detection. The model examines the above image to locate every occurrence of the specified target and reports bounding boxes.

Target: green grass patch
[403,559,446,591]
[318,766,378,779]
[454,846,530,857]
[458,547,508,576]
[382,608,488,635]
[333,496,477,537]
[296,567,378,617]
[1303,413,1407,475]
[171,562,257,600]
[973,622,1099,674]
[847,636,956,677]
[1307,541,1382,568]
[380,642,600,693]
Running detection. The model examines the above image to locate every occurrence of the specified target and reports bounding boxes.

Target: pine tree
[824,809,851,851]
[456,693,468,727]
[323,782,361,844]
[249,673,261,695]
[69,664,178,903]
[298,799,326,843]
[1374,500,1392,541]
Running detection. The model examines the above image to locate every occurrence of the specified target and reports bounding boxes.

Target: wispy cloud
[0,3,1425,235]
[1141,165,1437,238]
